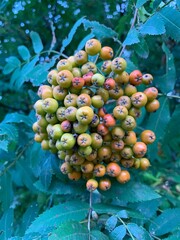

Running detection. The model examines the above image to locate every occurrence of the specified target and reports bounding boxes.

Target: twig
[117,217,135,240]
[119,7,138,57]
[88,191,92,240]
[0,139,34,177]
[49,20,57,53]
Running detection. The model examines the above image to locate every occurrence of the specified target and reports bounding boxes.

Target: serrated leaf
[77,32,95,51]
[60,17,85,54]
[159,7,180,41]
[149,208,180,236]
[136,0,148,8]
[123,28,140,46]
[109,225,126,240]
[19,202,39,236]
[140,13,166,35]
[91,230,109,240]
[11,55,39,88]
[3,112,33,127]
[155,43,176,94]
[105,216,118,232]
[126,59,137,72]
[27,59,56,86]
[100,181,161,203]
[132,199,160,219]
[0,123,18,141]
[39,153,53,190]
[127,223,152,240]
[30,31,43,54]
[0,140,9,152]
[0,172,13,210]
[83,19,118,39]
[0,208,14,240]
[18,45,31,61]
[16,158,37,192]
[49,221,87,240]
[93,203,122,215]
[26,201,89,234]
[134,38,149,58]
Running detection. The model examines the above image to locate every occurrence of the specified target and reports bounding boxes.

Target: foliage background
[0,0,180,239]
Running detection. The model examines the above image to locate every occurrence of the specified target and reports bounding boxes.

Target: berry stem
[117,217,136,240]
[158,93,180,99]
[88,191,93,240]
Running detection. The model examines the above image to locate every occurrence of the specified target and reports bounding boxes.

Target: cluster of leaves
[0,0,180,239]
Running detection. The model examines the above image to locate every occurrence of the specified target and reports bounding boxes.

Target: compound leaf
[123,28,140,46]
[109,225,126,240]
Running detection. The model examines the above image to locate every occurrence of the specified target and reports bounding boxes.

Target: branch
[88,191,92,240]
[119,7,138,57]
[49,20,57,53]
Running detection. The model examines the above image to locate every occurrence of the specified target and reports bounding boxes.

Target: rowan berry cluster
[32,38,160,192]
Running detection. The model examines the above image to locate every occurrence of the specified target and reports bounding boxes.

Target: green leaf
[30,31,43,54]
[18,45,31,61]
[164,230,180,240]
[123,28,140,46]
[0,172,13,210]
[156,43,176,94]
[159,7,180,41]
[3,112,33,127]
[91,230,109,240]
[140,13,166,35]
[109,225,126,240]
[39,153,53,190]
[100,181,161,203]
[83,19,118,39]
[0,140,9,152]
[3,56,21,75]
[126,59,137,72]
[10,68,22,88]
[105,216,118,232]
[116,210,128,219]
[49,221,85,240]
[136,0,148,8]
[60,17,85,54]
[127,223,151,240]
[26,201,89,234]
[93,203,122,215]
[177,0,180,8]
[28,59,56,86]
[153,0,162,8]
[149,208,180,236]
[134,38,149,58]
[20,202,39,236]
[0,123,18,141]
[0,208,14,240]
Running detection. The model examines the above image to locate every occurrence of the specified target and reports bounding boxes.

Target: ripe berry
[38,85,53,99]
[99,178,111,191]
[113,106,128,120]
[106,162,121,177]
[101,60,112,74]
[56,70,73,88]
[74,50,88,66]
[72,77,85,89]
[53,85,68,101]
[85,39,101,55]
[140,130,156,144]
[103,114,116,127]
[93,164,106,177]
[129,70,142,86]
[104,78,116,90]
[56,59,72,71]
[145,99,160,112]
[76,106,94,125]
[131,92,148,108]
[111,57,127,73]
[114,71,129,85]
[142,73,153,85]
[140,158,151,170]
[144,87,158,101]
[100,46,114,60]
[42,98,58,114]
[86,179,98,192]
[116,170,130,183]
[77,133,92,147]
[68,171,81,181]
[133,142,147,158]
[81,161,94,173]
[97,146,112,161]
